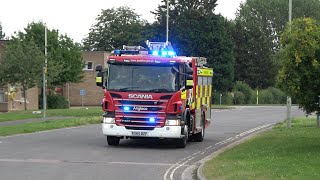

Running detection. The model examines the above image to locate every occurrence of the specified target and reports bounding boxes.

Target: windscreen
[107,64,179,92]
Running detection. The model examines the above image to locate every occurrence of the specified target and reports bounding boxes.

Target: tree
[276,18,320,114]
[0,38,44,110]
[18,22,84,86]
[153,0,235,91]
[83,6,149,52]
[0,22,5,39]
[233,0,320,89]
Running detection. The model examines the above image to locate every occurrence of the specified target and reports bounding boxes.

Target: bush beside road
[203,117,320,179]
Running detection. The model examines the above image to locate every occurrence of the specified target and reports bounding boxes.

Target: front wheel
[107,136,120,146]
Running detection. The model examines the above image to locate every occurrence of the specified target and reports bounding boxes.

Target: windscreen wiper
[119,87,140,91]
[148,88,174,92]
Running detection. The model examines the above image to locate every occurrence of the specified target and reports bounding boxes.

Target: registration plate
[131,131,148,136]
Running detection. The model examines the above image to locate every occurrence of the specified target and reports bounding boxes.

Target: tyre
[193,117,205,142]
[107,136,120,145]
[176,125,188,148]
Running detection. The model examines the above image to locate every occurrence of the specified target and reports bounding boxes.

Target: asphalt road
[0,106,305,180]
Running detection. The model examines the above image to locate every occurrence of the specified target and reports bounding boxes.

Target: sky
[0,0,244,43]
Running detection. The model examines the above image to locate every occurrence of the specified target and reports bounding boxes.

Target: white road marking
[0,158,61,164]
[0,159,186,167]
[170,153,201,180]
[110,161,187,167]
[163,151,202,180]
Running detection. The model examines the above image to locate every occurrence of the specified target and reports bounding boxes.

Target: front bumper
[102,124,182,138]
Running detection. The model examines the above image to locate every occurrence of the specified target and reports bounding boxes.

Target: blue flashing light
[152,51,159,56]
[149,118,156,123]
[114,50,121,55]
[161,51,168,56]
[151,50,176,57]
[168,51,176,56]
[123,106,130,111]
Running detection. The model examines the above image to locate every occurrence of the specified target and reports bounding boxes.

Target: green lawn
[203,117,320,179]
[211,105,234,109]
[0,107,103,122]
[0,117,101,137]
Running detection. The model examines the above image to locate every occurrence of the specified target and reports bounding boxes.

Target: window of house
[83,61,93,70]
[0,88,5,103]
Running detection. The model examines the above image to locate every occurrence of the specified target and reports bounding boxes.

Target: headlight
[103,117,115,124]
[165,119,181,126]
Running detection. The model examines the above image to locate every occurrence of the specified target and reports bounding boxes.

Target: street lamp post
[289,0,292,22]
[317,96,320,127]
[286,0,292,128]
[166,0,169,45]
[43,26,47,118]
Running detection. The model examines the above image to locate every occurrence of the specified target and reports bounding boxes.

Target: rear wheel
[107,136,120,145]
[176,125,188,148]
[193,117,205,142]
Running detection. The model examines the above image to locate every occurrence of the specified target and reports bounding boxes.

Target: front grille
[119,100,164,105]
[115,99,168,130]
[117,117,162,130]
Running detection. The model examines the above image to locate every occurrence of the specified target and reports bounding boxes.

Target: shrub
[213,92,233,105]
[39,95,69,109]
[222,92,233,105]
[233,81,254,104]
[268,87,287,104]
[48,95,69,109]
[259,89,274,104]
[233,91,245,105]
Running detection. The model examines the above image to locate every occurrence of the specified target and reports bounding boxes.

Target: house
[1,39,108,110]
[0,40,38,112]
[63,51,109,106]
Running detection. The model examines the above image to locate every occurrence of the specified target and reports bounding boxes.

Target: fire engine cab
[95,41,213,148]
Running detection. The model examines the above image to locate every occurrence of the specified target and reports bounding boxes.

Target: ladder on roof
[194,57,207,67]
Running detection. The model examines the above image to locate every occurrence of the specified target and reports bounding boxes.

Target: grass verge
[203,117,320,179]
[211,105,234,109]
[0,107,103,122]
[0,116,101,137]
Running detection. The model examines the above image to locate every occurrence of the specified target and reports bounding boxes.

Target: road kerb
[196,125,274,180]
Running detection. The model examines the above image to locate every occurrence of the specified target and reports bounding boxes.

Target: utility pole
[166,0,169,45]
[256,90,259,105]
[287,96,292,128]
[289,0,292,22]
[317,96,320,127]
[286,0,292,128]
[43,26,47,118]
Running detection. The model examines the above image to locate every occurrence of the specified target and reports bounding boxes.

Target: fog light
[103,117,115,124]
[166,127,170,131]
[165,119,180,126]
[110,125,114,128]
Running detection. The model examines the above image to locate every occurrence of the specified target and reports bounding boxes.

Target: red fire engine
[95,41,213,148]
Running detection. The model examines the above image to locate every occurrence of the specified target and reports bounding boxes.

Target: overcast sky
[0,0,244,43]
